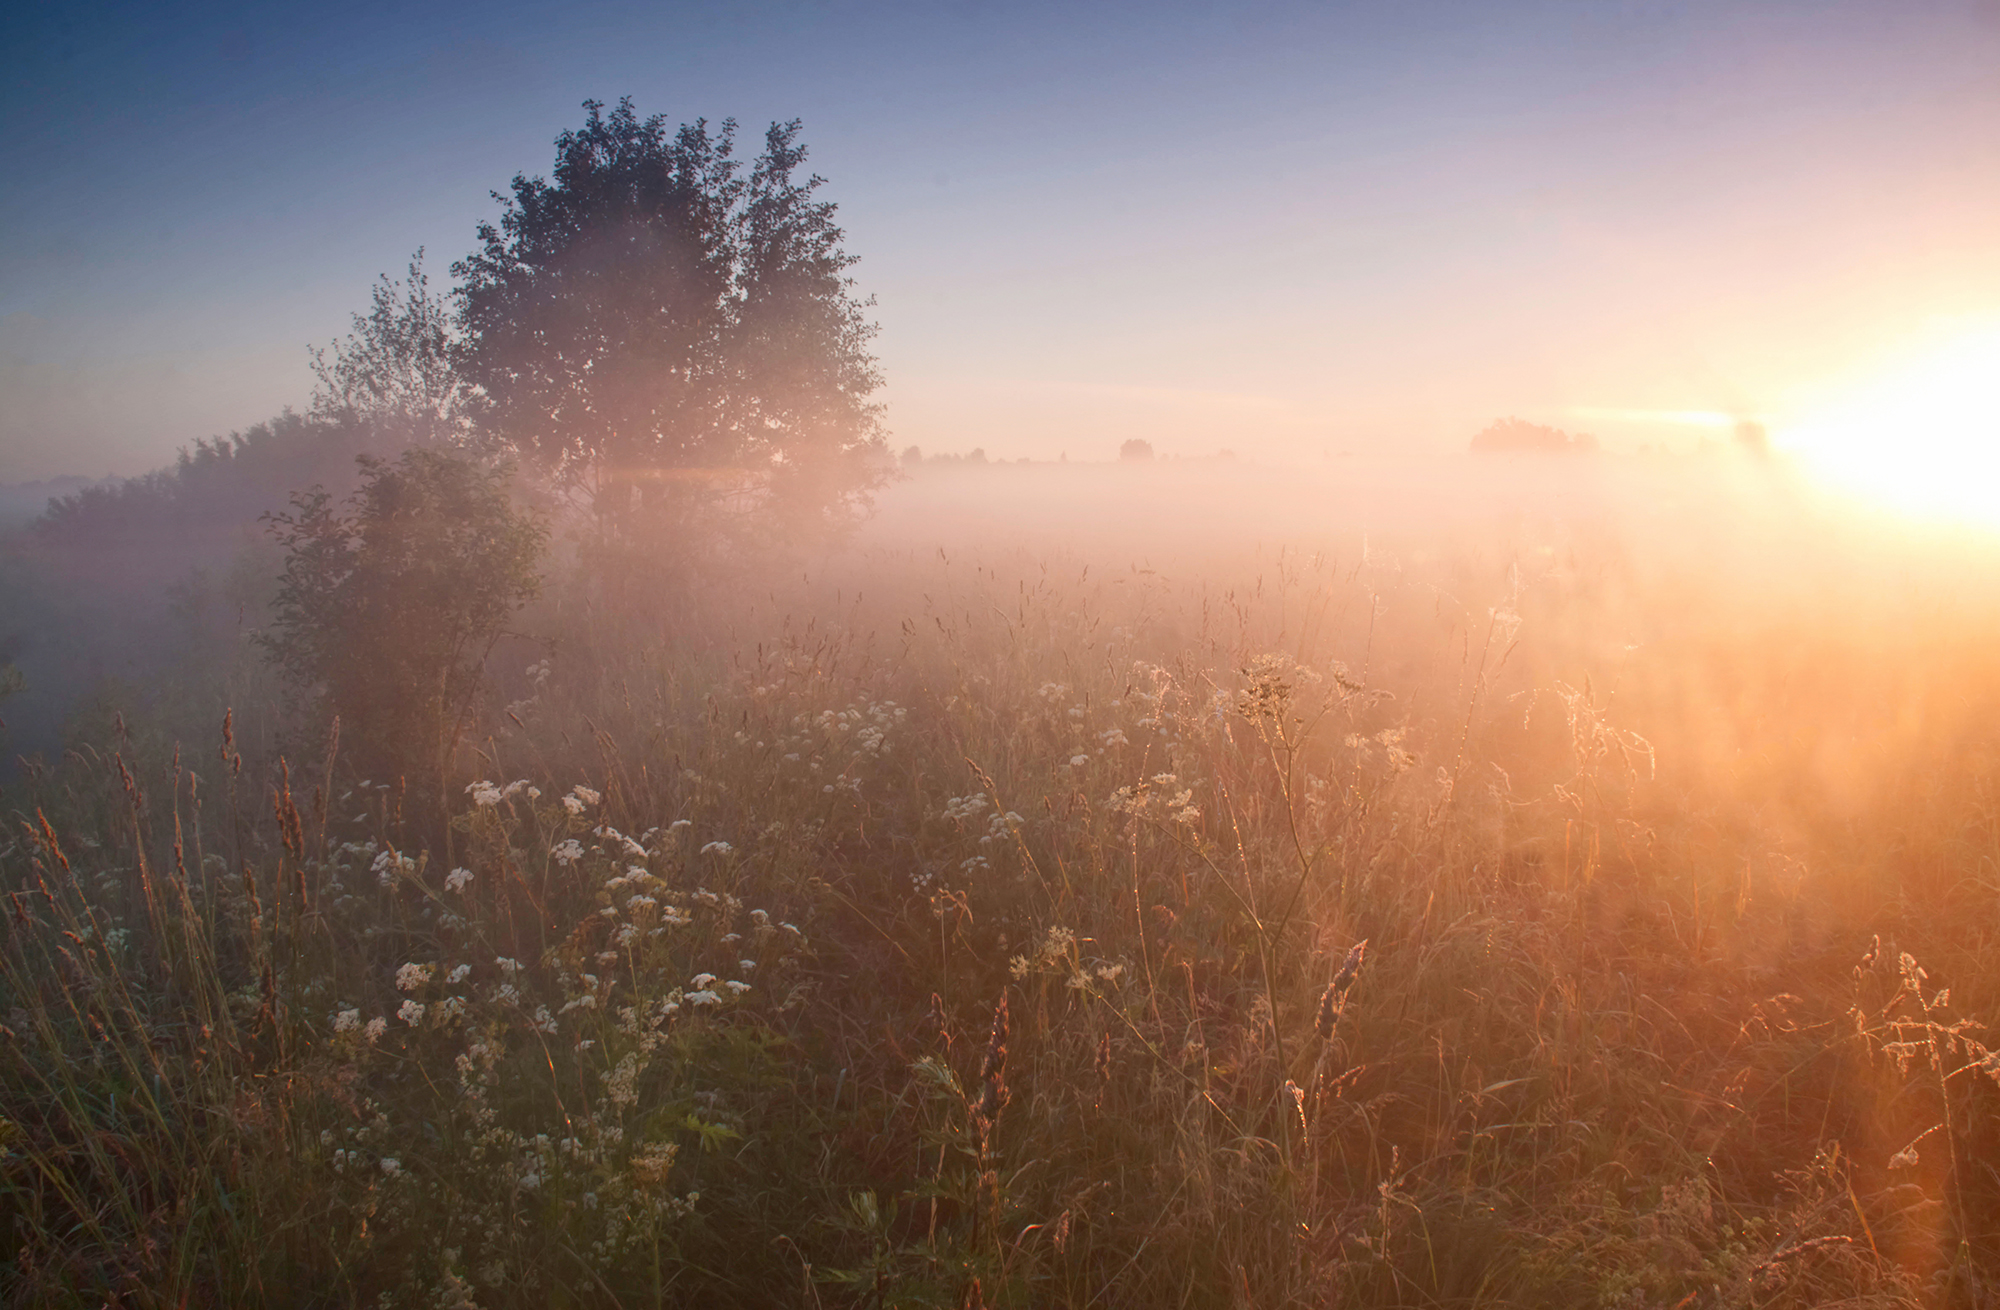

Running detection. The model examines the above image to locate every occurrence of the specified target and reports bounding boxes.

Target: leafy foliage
[259,449,544,817]
[452,98,887,538]
[309,249,472,448]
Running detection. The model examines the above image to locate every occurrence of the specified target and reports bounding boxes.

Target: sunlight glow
[1778,325,2000,529]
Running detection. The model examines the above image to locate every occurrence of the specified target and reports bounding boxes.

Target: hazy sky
[3,0,1998,480]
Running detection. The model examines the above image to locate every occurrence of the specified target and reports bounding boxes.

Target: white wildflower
[396,962,434,992]
[445,867,474,893]
[398,999,426,1025]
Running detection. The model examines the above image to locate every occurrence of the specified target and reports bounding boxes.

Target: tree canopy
[452,99,887,533]
[309,250,471,449]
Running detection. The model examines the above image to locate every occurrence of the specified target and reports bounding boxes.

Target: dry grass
[5,466,2000,1307]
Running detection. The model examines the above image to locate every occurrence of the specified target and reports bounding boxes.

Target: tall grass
[5,495,2000,1307]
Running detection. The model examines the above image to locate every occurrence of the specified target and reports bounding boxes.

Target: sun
[1776,323,2000,529]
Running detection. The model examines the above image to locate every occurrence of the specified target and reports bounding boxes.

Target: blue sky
[4,0,1998,478]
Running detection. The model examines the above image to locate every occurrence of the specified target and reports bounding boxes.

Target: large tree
[452,99,887,542]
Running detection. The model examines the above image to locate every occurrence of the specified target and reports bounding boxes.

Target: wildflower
[687,990,722,1007]
[364,1017,387,1043]
[562,795,585,816]
[724,980,751,996]
[495,956,522,975]
[380,1157,402,1177]
[571,785,602,807]
[398,1000,426,1025]
[447,963,472,984]
[333,1008,360,1032]
[467,781,504,807]
[738,958,756,972]
[941,794,990,823]
[551,839,584,866]
[1889,1145,1921,1170]
[605,1054,642,1108]
[371,848,416,887]
[700,840,734,857]
[445,867,474,893]
[690,972,718,988]
[396,962,434,992]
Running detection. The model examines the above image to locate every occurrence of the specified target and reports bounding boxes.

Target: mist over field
[6,3,2000,1306]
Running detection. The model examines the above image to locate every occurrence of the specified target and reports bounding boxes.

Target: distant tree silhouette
[1120,439,1155,461]
[1733,420,1770,457]
[1469,418,1597,453]
[452,99,887,551]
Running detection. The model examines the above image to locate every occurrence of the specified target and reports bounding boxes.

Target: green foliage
[309,249,471,449]
[452,98,887,542]
[259,448,544,818]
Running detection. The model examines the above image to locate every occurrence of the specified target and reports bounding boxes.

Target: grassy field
[4,456,2000,1307]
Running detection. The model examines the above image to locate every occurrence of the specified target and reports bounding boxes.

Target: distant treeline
[1468,417,1600,454]
[0,412,402,768]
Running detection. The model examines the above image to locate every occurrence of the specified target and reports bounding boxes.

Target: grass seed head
[974,994,1010,1126]
[1316,939,1368,1039]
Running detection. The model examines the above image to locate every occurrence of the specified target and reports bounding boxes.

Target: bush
[259,449,545,831]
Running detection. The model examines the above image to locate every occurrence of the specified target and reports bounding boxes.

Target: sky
[3,0,1999,481]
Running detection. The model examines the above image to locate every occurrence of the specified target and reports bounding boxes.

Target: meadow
[4,453,2000,1308]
